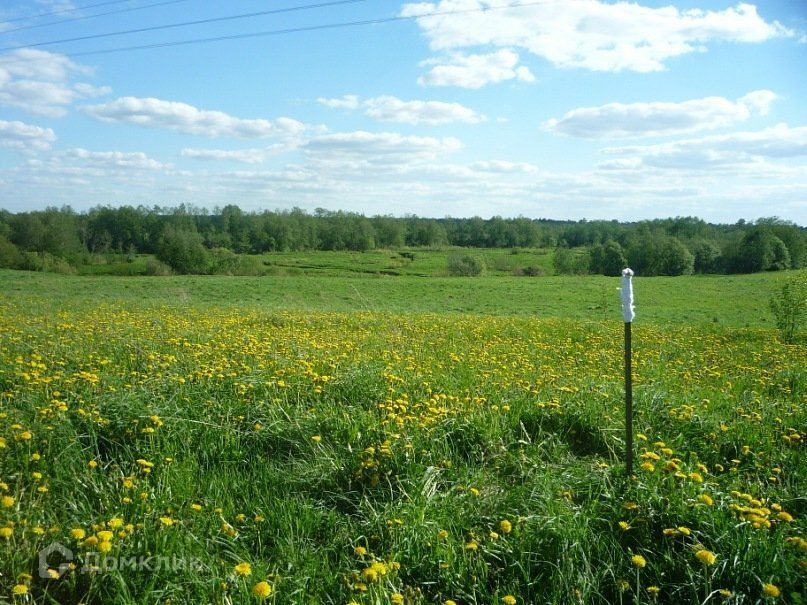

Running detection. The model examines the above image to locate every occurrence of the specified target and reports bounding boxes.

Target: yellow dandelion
[631,554,646,568]
[695,549,717,566]
[251,581,272,598]
[12,585,28,595]
[234,562,252,576]
[503,596,517,605]
[762,584,780,598]
[499,519,512,534]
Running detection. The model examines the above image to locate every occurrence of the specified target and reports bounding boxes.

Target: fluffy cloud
[418,49,534,88]
[66,148,169,171]
[402,0,789,73]
[301,130,462,175]
[318,94,485,124]
[469,160,538,173]
[0,119,56,150]
[304,130,461,159]
[180,145,287,164]
[545,90,778,138]
[0,49,110,117]
[362,96,485,124]
[317,95,360,109]
[602,123,807,170]
[82,97,311,139]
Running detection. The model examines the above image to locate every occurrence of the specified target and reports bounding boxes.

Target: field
[0,269,804,604]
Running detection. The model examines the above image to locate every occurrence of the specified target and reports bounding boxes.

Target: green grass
[1,268,799,328]
[0,270,804,604]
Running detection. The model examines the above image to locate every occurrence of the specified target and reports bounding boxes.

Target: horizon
[0,0,805,223]
[2,203,805,229]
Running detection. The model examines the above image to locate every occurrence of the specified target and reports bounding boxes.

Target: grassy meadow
[0,268,804,604]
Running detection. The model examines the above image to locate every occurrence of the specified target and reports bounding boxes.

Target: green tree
[156,226,210,274]
[658,237,694,276]
[692,240,722,273]
[770,275,807,343]
[589,240,627,276]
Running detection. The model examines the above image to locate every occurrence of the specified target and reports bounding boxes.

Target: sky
[0,0,805,223]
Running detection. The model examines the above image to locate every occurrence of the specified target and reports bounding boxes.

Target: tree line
[0,205,803,276]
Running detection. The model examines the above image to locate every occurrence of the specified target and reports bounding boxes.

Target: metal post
[624,320,633,476]
[620,268,635,477]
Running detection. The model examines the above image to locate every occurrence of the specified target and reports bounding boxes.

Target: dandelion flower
[391,593,404,604]
[234,562,252,576]
[354,546,367,556]
[762,583,780,598]
[1,496,14,508]
[647,586,660,597]
[252,581,272,598]
[631,554,646,568]
[499,519,512,534]
[503,596,517,605]
[12,584,28,595]
[695,549,717,566]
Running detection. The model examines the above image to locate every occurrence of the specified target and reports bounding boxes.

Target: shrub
[513,265,544,276]
[156,226,210,274]
[447,254,486,276]
[589,240,627,276]
[770,275,807,343]
[0,236,24,269]
[144,258,173,276]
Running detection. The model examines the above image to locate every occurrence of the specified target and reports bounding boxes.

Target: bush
[770,275,807,343]
[658,237,694,276]
[209,248,265,276]
[513,265,545,276]
[447,254,486,276]
[144,258,173,276]
[589,240,627,276]
[0,236,24,269]
[156,226,210,274]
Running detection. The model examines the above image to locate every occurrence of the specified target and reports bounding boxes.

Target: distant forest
[0,205,803,276]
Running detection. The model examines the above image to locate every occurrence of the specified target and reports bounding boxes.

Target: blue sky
[0,0,805,222]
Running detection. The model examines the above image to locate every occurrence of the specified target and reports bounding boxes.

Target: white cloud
[545,90,778,138]
[418,49,534,88]
[180,145,287,164]
[362,95,485,124]
[469,159,538,173]
[66,148,169,171]
[602,123,807,170]
[0,119,56,150]
[0,49,110,117]
[317,95,359,109]
[402,0,790,73]
[82,96,311,139]
[304,130,461,159]
[317,94,485,124]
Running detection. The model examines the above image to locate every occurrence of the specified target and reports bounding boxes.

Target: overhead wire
[0,0,369,51]
[1,0,198,35]
[1,1,546,59]
[0,0,137,25]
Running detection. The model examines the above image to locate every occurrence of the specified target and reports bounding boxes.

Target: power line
[1,0,370,51]
[2,1,546,59]
[1,0,197,35]
[0,0,135,25]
